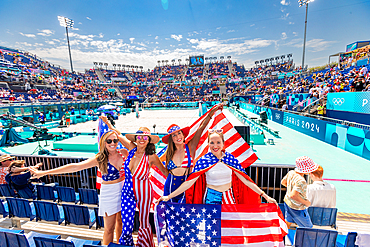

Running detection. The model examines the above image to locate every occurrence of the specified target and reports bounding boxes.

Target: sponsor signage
[327,92,370,114]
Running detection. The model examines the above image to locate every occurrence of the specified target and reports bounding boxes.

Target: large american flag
[155,202,287,247]
[186,105,258,167]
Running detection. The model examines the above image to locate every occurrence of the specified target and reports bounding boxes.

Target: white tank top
[205,161,232,186]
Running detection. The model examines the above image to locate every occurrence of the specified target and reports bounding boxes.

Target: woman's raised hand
[99,115,109,124]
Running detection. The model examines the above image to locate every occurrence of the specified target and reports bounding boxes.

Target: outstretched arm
[149,154,168,177]
[156,177,198,203]
[99,116,136,150]
[234,172,277,205]
[188,103,223,157]
[29,157,98,179]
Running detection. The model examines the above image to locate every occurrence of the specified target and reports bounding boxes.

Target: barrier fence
[11,154,295,203]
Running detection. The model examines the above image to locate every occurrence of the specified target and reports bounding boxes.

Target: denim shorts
[284,202,313,228]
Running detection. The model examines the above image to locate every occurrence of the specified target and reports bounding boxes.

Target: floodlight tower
[58,16,74,73]
[298,0,314,71]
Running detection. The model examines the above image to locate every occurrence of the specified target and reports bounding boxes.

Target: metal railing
[8,153,294,202]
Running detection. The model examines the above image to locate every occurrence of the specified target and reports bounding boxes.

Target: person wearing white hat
[281,156,319,228]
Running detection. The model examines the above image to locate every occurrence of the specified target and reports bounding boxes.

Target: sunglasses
[136,135,149,141]
[209,129,223,134]
[106,139,119,144]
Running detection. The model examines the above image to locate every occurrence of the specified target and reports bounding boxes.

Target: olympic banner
[327,92,370,114]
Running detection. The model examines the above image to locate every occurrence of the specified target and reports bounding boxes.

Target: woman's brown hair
[8,160,25,172]
[165,134,177,168]
[95,131,116,174]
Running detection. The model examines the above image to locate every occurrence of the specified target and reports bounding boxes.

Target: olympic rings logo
[332,98,345,105]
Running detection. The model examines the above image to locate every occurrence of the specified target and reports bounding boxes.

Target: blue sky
[1,0,370,72]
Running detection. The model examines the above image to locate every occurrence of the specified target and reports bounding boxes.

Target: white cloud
[216,27,222,30]
[129,38,135,43]
[284,38,336,52]
[227,30,235,33]
[86,17,92,20]
[293,32,298,36]
[19,32,36,38]
[250,24,255,27]
[16,41,33,47]
[117,33,120,36]
[281,13,289,20]
[78,22,82,25]
[45,41,55,45]
[69,33,95,41]
[188,39,198,44]
[72,27,79,31]
[155,36,158,40]
[171,34,183,41]
[289,22,294,25]
[281,0,289,5]
[37,29,54,36]
[99,33,104,38]
[281,32,287,40]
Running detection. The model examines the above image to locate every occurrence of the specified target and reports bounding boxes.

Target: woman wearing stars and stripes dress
[158,131,277,205]
[30,131,128,245]
[100,117,168,247]
[161,104,221,203]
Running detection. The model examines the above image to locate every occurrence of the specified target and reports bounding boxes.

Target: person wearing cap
[0,154,15,185]
[30,131,128,245]
[161,104,222,203]
[99,116,168,247]
[281,156,319,228]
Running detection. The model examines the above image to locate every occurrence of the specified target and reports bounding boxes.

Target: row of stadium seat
[0,184,99,205]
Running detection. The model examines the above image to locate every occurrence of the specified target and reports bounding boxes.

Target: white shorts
[98,181,123,217]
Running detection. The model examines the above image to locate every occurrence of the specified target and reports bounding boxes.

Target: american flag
[185,105,258,168]
[155,202,287,247]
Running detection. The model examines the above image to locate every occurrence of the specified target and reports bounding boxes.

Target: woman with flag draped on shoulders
[160,103,223,204]
[157,130,277,205]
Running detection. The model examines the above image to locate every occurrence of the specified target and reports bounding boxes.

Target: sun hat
[125,127,160,144]
[0,154,14,163]
[162,124,190,144]
[295,156,319,173]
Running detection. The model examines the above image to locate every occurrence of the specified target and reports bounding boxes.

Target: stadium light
[298,0,314,71]
[58,16,74,73]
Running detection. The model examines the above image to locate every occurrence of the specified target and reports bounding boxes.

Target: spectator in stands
[281,156,319,229]
[317,103,324,117]
[0,154,15,185]
[38,112,45,125]
[5,160,42,199]
[30,131,128,245]
[307,165,336,208]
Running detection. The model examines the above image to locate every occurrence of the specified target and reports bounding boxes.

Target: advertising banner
[326,92,370,114]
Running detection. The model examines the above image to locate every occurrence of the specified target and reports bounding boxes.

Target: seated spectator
[5,160,42,199]
[281,156,319,229]
[307,165,336,208]
[0,154,15,184]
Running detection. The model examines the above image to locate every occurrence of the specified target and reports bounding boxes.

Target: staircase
[156,86,164,95]
[114,86,124,99]
[125,72,133,82]
[302,95,327,115]
[95,69,106,81]
[182,66,189,81]
[203,64,209,80]
[227,61,233,76]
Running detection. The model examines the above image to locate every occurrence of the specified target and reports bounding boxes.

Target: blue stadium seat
[78,188,98,205]
[0,227,24,234]
[34,236,100,247]
[93,207,104,230]
[34,201,64,225]
[0,199,9,217]
[336,232,358,247]
[294,228,338,247]
[36,185,57,201]
[0,230,60,247]
[6,197,36,221]
[56,187,79,204]
[0,184,16,197]
[107,243,132,247]
[62,204,95,229]
[307,207,337,229]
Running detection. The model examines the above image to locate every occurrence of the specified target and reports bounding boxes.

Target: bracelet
[260,191,265,196]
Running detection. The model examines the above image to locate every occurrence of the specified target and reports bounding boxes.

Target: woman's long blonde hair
[96,131,117,174]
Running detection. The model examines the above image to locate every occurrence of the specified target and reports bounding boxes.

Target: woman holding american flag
[157,130,277,205]
[161,103,223,203]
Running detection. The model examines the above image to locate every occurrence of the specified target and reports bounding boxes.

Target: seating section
[6,197,36,221]
[56,186,80,204]
[308,207,338,229]
[78,188,98,205]
[34,201,64,225]
[0,184,16,197]
[0,229,61,247]
[62,204,95,229]
[294,227,338,247]
[36,185,57,201]
[34,236,100,247]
